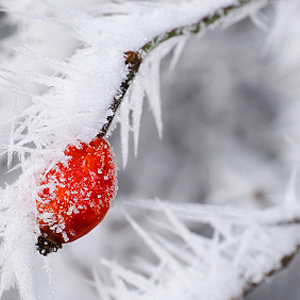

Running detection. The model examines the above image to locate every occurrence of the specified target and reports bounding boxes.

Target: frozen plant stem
[97,51,142,138]
[235,246,300,299]
[98,0,258,137]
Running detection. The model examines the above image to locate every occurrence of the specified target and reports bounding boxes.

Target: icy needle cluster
[95,199,300,300]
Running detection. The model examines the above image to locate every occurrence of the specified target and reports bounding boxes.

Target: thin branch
[98,0,259,137]
[97,51,142,138]
[229,217,300,299]
[233,245,300,300]
[141,0,252,54]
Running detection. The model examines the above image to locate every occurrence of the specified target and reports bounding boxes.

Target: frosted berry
[36,137,117,255]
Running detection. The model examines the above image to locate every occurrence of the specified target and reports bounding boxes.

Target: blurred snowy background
[1,1,300,299]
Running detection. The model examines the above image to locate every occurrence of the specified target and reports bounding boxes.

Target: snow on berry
[36,137,117,255]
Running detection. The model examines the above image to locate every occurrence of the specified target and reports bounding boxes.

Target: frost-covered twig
[95,200,300,300]
[98,0,266,138]
[237,246,299,299]
[98,51,142,138]
[140,0,253,53]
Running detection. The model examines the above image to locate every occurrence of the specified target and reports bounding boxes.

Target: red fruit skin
[36,137,117,244]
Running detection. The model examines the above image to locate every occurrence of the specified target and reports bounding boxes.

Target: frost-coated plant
[0,0,300,299]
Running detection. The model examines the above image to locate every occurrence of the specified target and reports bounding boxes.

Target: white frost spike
[283,162,299,211]
[220,0,267,30]
[156,200,207,261]
[93,268,110,300]
[101,258,154,293]
[130,75,145,157]
[143,38,187,139]
[249,10,269,33]
[130,37,186,156]
[94,200,300,300]
[263,1,296,54]
[12,246,35,300]
[122,211,190,289]
[143,51,163,139]
[42,256,55,297]
[168,36,188,73]
[120,92,130,169]
[110,266,130,300]
[0,225,36,300]
[123,211,167,261]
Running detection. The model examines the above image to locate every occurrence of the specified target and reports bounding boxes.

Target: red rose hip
[36,137,117,255]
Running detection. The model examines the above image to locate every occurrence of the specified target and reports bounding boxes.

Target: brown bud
[124,51,139,65]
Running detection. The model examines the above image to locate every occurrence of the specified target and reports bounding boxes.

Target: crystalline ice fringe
[168,36,189,73]
[42,256,55,297]
[93,268,111,300]
[130,76,145,157]
[157,201,208,260]
[120,92,130,169]
[101,258,154,292]
[143,52,163,139]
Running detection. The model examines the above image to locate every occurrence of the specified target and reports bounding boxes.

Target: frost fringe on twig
[95,199,300,300]
[98,0,269,156]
